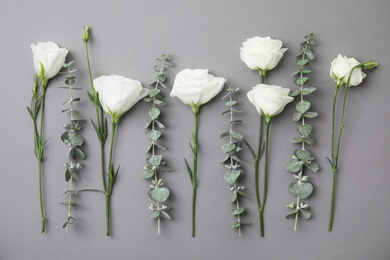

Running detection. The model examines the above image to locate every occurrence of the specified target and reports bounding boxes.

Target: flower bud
[361,60,379,70]
[83,26,90,42]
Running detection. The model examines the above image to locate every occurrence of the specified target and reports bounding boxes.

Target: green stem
[328,169,336,231]
[331,85,340,166]
[254,116,264,236]
[105,194,111,236]
[191,109,199,237]
[335,86,349,166]
[105,121,117,236]
[258,69,266,84]
[260,120,271,237]
[38,83,47,233]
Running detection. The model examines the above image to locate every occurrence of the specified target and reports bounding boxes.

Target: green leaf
[305,161,320,172]
[149,187,170,202]
[147,130,161,141]
[304,136,316,145]
[300,69,312,74]
[220,132,230,139]
[291,137,304,144]
[301,87,316,95]
[291,70,301,76]
[231,191,237,203]
[230,208,245,216]
[224,170,242,185]
[148,89,160,98]
[295,149,312,162]
[299,209,311,220]
[285,209,299,219]
[68,130,84,146]
[148,108,160,120]
[293,112,302,121]
[149,210,160,219]
[65,169,71,182]
[69,147,85,160]
[229,131,243,140]
[154,99,166,106]
[225,100,237,107]
[286,159,303,173]
[305,50,314,60]
[304,111,318,118]
[297,59,309,67]
[298,124,312,137]
[296,101,311,113]
[184,158,194,184]
[290,89,301,97]
[295,77,309,86]
[232,222,241,229]
[147,155,162,167]
[141,169,155,179]
[155,120,165,129]
[289,182,313,199]
[160,210,171,220]
[222,142,236,153]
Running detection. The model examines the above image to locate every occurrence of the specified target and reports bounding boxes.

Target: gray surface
[1,0,389,259]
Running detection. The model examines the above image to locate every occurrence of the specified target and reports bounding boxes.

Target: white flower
[31,42,68,80]
[240,36,287,71]
[94,75,148,124]
[170,69,226,112]
[330,54,366,87]
[247,84,293,121]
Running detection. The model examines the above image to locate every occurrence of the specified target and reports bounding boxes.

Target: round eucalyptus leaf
[147,130,161,141]
[295,149,312,162]
[289,182,313,199]
[298,124,312,137]
[149,187,170,202]
[68,130,84,146]
[299,209,311,220]
[286,159,303,173]
[147,155,162,167]
[148,107,160,120]
[222,142,236,153]
[69,147,85,160]
[224,170,241,185]
[141,169,155,179]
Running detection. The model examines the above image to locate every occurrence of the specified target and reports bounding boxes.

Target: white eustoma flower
[240,36,287,71]
[94,75,148,124]
[31,42,68,80]
[330,54,366,87]
[247,84,293,122]
[170,69,226,113]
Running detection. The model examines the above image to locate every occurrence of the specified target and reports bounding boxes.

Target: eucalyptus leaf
[160,210,171,220]
[149,210,160,219]
[304,136,316,145]
[230,131,243,140]
[295,149,312,162]
[230,208,245,216]
[69,147,85,160]
[148,89,161,98]
[290,90,301,97]
[296,101,311,113]
[285,209,299,219]
[301,87,316,95]
[225,100,237,107]
[291,137,304,144]
[147,130,161,141]
[224,170,242,185]
[296,77,309,86]
[289,182,313,199]
[293,112,302,121]
[297,59,309,67]
[232,222,241,229]
[149,187,170,202]
[231,191,237,203]
[286,159,303,173]
[305,161,320,172]
[299,209,311,220]
[68,130,84,146]
[298,124,312,137]
[141,169,155,179]
[222,142,236,153]
[304,111,318,119]
[148,108,160,120]
[147,155,162,167]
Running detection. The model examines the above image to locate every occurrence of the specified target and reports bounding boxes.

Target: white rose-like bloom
[170,69,226,113]
[94,75,148,124]
[247,84,294,122]
[330,54,366,87]
[240,36,287,71]
[31,42,68,80]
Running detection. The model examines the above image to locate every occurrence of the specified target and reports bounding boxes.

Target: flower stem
[328,169,336,231]
[105,194,111,236]
[260,120,271,237]
[38,156,45,233]
[38,84,47,233]
[191,110,199,237]
[254,115,264,236]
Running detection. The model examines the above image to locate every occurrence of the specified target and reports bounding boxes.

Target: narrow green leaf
[232,222,241,229]
[297,59,309,67]
[160,210,172,220]
[296,77,309,86]
[290,89,301,97]
[230,208,245,216]
[304,111,318,118]
[225,100,237,107]
[301,87,316,95]
[149,210,160,219]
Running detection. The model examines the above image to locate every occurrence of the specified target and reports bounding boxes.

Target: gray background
[1,0,389,259]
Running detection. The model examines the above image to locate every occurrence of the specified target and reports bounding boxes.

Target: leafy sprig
[60,61,86,230]
[143,54,173,235]
[285,33,319,230]
[221,84,248,235]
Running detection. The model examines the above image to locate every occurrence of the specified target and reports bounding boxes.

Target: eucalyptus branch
[59,61,86,230]
[142,55,173,235]
[285,33,319,230]
[221,84,248,235]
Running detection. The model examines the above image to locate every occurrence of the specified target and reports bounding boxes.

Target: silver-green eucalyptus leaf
[289,182,313,199]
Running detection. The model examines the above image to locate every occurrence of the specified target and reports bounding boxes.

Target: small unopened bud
[361,60,379,70]
[83,26,90,42]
